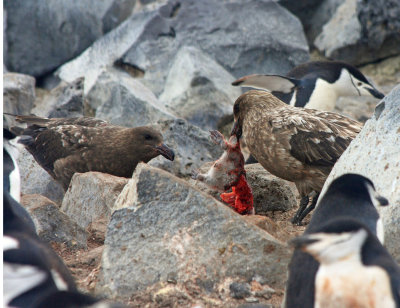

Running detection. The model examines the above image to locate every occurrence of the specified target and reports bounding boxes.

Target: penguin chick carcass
[192,130,254,215]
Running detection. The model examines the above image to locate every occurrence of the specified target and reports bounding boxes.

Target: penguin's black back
[285,174,382,308]
[287,61,370,84]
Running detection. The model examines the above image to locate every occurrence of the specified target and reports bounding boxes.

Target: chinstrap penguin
[290,217,399,308]
[285,174,390,308]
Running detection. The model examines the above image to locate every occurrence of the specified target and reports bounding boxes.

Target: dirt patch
[51,227,104,294]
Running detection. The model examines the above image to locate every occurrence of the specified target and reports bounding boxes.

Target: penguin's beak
[230,121,242,139]
[290,235,319,250]
[156,144,175,161]
[367,87,385,99]
[376,195,389,206]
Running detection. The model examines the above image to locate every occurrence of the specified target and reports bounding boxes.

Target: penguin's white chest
[315,262,395,308]
[305,79,338,111]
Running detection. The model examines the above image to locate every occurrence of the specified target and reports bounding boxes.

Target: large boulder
[190,163,298,213]
[21,194,87,248]
[56,10,158,91]
[122,0,309,96]
[279,0,345,45]
[61,172,128,230]
[3,73,35,128]
[159,46,241,130]
[4,0,134,77]
[100,163,291,306]
[85,67,175,126]
[17,148,65,205]
[149,119,223,177]
[57,0,309,96]
[320,85,400,262]
[315,0,400,65]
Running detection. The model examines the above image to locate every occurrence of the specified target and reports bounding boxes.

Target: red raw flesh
[220,174,254,215]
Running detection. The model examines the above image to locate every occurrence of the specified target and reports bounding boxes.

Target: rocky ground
[51,205,307,308]
[4,0,400,307]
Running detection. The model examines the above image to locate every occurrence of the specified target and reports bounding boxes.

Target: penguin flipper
[232,74,299,93]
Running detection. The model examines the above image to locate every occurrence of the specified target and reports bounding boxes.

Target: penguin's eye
[144,134,153,140]
[357,82,362,86]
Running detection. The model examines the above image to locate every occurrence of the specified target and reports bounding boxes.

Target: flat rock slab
[21,194,87,248]
[100,163,291,305]
[190,162,298,213]
[320,85,400,262]
[61,172,129,230]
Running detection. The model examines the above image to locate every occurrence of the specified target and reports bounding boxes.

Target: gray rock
[148,119,223,177]
[230,282,251,299]
[190,163,298,213]
[307,0,345,44]
[3,73,35,128]
[17,148,65,204]
[319,85,400,262]
[315,0,400,65]
[245,164,298,213]
[56,10,157,90]
[159,46,241,130]
[102,0,136,33]
[4,0,133,77]
[31,77,84,118]
[279,0,345,45]
[278,0,321,13]
[101,163,291,302]
[58,0,309,97]
[21,194,87,248]
[86,67,175,126]
[61,172,128,230]
[3,9,7,64]
[122,0,309,96]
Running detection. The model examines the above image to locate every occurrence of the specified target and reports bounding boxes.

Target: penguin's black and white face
[292,228,367,264]
[336,69,385,99]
